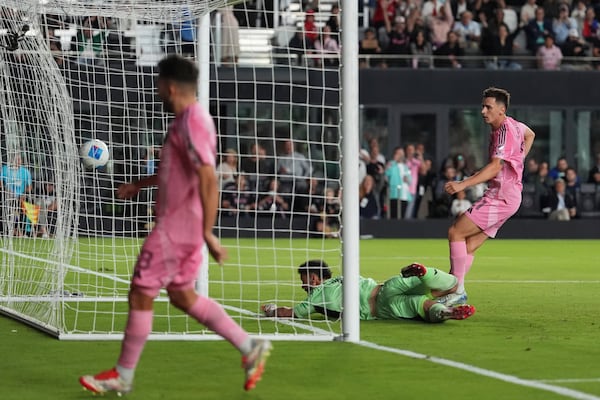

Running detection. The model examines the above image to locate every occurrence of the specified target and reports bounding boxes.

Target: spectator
[257,178,290,217]
[326,4,340,43]
[404,143,423,219]
[553,4,578,46]
[450,190,472,217]
[434,30,464,68]
[288,29,310,66]
[537,34,562,70]
[315,187,341,238]
[415,157,437,219]
[495,0,518,33]
[304,9,319,47]
[543,0,562,20]
[451,0,472,22]
[549,156,568,180]
[385,147,412,219]
[565,167,580,199]
[221,6,240,65]
[533,160,554,198]
[73,16,106,66]
[520,0,538,27]
[587,153,600,184]
[0,154,32,236]
[294,177,324,214]
[523,157,539,183]
[422,0,445,24]
[216,148,238,188]
[581,7,599,47]
[410,29,433,68]
[561,28,591,70]
[525,7,553,54]
[365,138,386,206]
[453,154,471,180]
[386,15,411,67]
[453,11,481,50]
[428,0,454,49]
[313,26,340,67]
[432,165,457,218]
[359,174,380,219]
[571,1,586,33]
[277,139,312,194]
[360,27,384,68]
[180,8,196,56]
[543,178,576,220]
[484,23,523,69]
[221,174,256,217]
[372,0,398,47]
[35,181,57,238]
[241,143,274,192]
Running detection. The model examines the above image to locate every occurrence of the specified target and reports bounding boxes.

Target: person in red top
[304,9,319,46]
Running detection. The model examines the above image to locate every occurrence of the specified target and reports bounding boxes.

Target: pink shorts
[464,193,521,238]
[131,228,204,298]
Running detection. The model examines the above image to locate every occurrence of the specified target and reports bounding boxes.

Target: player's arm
[445,157,503,195]
[262,304,295,318]
[117,174,159,199]
[523,127,535,158]
[198,164,227,265]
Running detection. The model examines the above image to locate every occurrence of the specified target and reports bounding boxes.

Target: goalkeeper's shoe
[242,339,272,391]
[437,290,468,306]
[79,367,132,395]
[443,304,476,320]
[401,263,427,278]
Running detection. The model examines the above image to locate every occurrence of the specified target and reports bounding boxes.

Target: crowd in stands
[286,0,600,70]
[209,134,600,240]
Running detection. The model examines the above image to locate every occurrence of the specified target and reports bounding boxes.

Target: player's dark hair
[483,87,510,109]
[157,55,198,85]
[298,260,332,280]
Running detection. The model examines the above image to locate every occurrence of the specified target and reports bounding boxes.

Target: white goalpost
[0,0,359,342]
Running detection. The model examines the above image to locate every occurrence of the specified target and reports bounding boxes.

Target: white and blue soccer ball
[80,139,110,169]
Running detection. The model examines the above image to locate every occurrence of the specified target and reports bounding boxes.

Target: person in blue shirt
[1,154,32,236]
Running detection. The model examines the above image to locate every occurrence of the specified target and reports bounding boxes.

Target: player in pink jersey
[79,55,271,395]
[441,87,535,305]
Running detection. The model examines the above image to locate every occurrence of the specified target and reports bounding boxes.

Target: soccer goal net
[0,0,359,341]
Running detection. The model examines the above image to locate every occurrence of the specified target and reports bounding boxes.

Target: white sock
[457,283,465,293]
[116,364,135,384]
[239,337,254,355]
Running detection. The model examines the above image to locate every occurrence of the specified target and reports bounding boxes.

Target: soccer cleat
[79,367,132,395]
[442,304,476,320]
[242,339,272,391]
[401,263,427,278]
[436,290,468,306]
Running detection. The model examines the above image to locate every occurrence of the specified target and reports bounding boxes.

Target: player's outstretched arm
[523,127,535,158]
[445,158,503,195]
[262,304,295,318]
[117,174,158,199]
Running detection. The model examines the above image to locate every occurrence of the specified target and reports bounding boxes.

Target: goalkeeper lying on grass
[262,260,475,323]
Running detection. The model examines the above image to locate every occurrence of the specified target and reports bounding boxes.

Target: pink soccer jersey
[155,103,217,244]
[486,116,527,200]
[132,103,217,293]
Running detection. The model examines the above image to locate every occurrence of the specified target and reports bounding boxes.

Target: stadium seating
[577,183,600,218]
[517,182,545,218]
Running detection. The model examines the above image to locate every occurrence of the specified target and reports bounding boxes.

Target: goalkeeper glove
[262,303,278,317]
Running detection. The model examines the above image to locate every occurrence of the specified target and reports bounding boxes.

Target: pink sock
[449,241,468,287]
[118,309,153,369]
[465,253,474,275]
[188,296,249,351]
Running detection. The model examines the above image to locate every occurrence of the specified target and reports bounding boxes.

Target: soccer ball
[80,139,110,169]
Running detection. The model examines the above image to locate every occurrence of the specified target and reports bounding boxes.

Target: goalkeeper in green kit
[262,260,475,323]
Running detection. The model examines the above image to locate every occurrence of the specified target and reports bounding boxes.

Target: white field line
[4,247,598,397]
[537,379,600,383]
[359,341,600,400]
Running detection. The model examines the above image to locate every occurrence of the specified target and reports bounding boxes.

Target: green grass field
[2,238,599,400]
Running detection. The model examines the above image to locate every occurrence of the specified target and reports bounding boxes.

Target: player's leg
[401,263,458,297]
[424,300,476,322]
[79,287,155,395]
[448,212,483,290]
[170,244,272,391]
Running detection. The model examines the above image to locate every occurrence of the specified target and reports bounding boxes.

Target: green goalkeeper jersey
[293,276,379,320]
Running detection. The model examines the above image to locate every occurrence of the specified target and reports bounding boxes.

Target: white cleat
[79,367,132,395]
[437,291,468,307]
[242,339,272,391]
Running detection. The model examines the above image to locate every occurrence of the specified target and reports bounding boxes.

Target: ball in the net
[80,139,110,169]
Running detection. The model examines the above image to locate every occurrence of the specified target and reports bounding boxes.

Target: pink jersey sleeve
[182,105,217,169]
